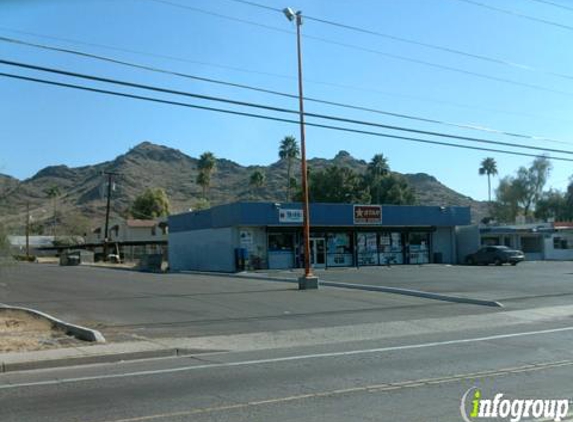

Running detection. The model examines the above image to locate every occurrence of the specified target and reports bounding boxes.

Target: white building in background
[478,222,573,261]
[7,235,55,257]
[86,218,168,260]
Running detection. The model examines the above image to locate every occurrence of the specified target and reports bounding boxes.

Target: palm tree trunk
[286,160,291,202]
[487,174,492,216]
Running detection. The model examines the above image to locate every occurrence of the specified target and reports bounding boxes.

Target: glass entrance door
[310,238,326,268]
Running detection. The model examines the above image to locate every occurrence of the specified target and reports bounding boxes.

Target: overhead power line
[2,70,572,163]
[224,0,573,82]
[1,26,570,125]
[454,0,573,31]
[146,0,573,98]
[3,35,571,147]
[2,58,573,159]
[527,0,573,12]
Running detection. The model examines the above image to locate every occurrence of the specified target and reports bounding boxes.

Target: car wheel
[494,258,502,266]
[511,261,518,266]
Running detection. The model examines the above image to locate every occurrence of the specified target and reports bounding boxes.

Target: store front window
[357,232,378,266]
[408,232,430,264]
[268,233,294,269]
[378,232,404,265]
[326,232,353,267]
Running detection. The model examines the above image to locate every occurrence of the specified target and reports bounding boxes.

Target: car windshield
[1,1,570,421]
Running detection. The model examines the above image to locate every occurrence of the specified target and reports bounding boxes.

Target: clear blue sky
[1,0,573,201]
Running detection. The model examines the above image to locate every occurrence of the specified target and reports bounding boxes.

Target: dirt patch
[0,310,84,353]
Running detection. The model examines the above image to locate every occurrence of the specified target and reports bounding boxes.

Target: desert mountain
[0,142,488,231]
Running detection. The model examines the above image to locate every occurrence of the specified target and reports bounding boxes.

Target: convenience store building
[168,202,470,272]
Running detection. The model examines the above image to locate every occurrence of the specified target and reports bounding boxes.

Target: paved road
[2,318,573,421]
[3,263,573,420]
[0,264,497,341]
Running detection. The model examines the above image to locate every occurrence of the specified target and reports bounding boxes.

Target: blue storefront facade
[168,202,471,272]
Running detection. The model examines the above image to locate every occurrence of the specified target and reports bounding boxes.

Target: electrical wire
[2,70,572,162]
[145,0,573,97]
[454,0,573,31]
[3,34,571,146]
[1,26,569,125]
[527,0,573,12]
[2,58,573,158]
[224,0,573,82]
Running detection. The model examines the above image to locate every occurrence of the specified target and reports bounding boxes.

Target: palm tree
[367,154,390,204]
[249,170,266,199]
[278,136,300,202]
[196,152,216,200]
[479,157,498,203]
[45,186,61,237]
[196,171,210,200]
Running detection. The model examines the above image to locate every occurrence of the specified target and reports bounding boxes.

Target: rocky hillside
[0,142,488,232]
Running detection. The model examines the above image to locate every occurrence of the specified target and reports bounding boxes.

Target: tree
[522,156,552,215]
[193,198,211,211]
[249,170,266,199]
[366,154,390,204]
[493,176,522,222]
[196,152,216,200]
[478,157,498,204]
[278,136,300,202]
[535,190,569,221]
[196,171,210,200]
[0,223,11,272]
[370,174,417,205]
[0,223,8,257]
[54,212,92,246]
[44,186,61,237]
[129,188,171,219]
[492,157,552,222]
[307,166,370,203]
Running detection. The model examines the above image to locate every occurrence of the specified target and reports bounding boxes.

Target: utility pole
[25,202,30,260]
[283,7,318,290]
[102,171,120,261]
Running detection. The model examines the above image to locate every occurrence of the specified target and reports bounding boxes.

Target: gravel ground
[0,310,84,352]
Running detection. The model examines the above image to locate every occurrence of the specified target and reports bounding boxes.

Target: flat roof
[169,202,471,233]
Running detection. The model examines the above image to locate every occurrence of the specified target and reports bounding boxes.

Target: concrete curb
[319,281,503,308]
[180,271,503,308]
[0,304,106,343]
[0,347,219,373]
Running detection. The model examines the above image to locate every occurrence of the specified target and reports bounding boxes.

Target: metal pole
[295,12,313,280]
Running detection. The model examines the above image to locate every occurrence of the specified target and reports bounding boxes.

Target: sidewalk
[3,303,573,373]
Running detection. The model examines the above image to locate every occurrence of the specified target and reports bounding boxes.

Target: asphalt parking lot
[0,263,490,342]
[270,261,573,309]
[1,261,570,342]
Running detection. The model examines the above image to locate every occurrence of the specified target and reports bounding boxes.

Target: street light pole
[284,7,318,290]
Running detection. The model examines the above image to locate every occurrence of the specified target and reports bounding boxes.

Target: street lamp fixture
[283,7,318,290]
[282,7,296,21]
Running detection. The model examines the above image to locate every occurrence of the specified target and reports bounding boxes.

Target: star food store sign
[354,205,382,224]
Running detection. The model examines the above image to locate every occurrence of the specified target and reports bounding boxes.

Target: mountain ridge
[0,141,488,231]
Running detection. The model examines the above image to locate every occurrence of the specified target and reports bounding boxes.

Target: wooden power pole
[102,171,120,261]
